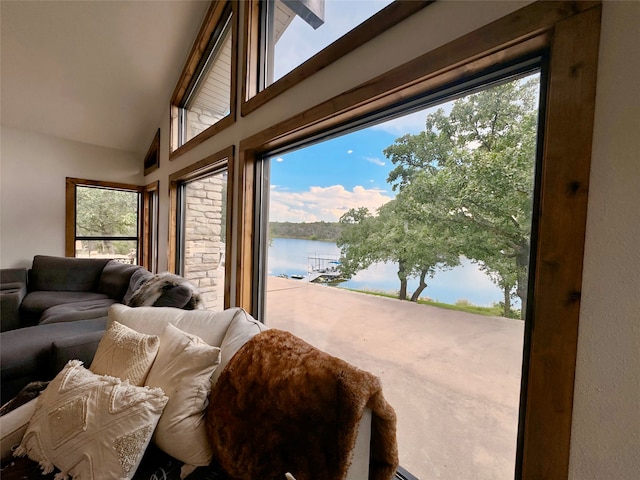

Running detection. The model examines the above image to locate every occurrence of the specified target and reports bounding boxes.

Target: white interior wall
[569,2,640,479]
[0,127,142,268]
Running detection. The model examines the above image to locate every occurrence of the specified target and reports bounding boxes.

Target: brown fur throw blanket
[206,329,398,480]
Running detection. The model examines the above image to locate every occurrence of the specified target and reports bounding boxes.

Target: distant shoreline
[270,221,343,243]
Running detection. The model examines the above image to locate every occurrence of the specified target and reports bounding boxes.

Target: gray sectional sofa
[0,255,202,404]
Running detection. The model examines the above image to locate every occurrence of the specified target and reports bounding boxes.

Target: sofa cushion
[0,282,25,292]
[50,331,105,375]
[1,284,27,333]
[0,318,108,405]
[29,256,110,292]
[107,304,267,385]
[1,269,28,333]
[15,360,167,480]
[20,291,110,325]
[38,298,117,325]
[98,261,142,301]
[145,323,221,468]
[0,269,27,285]
[90,321,160,386]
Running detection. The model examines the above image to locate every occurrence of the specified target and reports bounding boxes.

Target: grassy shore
[345,288,510,317]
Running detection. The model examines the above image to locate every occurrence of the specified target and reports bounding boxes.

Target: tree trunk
[503,285,511,317]
[516,242,529,320]
[410,269,429,302]
[399,280,408,301]
[397,262,408,300]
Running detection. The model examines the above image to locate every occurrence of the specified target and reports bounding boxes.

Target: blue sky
[268,107,442,222]
[274,0,394,81]
[268,0,449,223]
[272,129,393,191]
[269,128,396,222]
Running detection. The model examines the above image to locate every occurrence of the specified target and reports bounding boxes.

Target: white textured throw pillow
[144,322,221,467]
[90,320,159,386]
[15,360,168,479]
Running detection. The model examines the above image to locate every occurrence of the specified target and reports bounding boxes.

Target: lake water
[267,237,508,307]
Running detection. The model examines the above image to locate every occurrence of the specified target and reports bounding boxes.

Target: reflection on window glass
[75,186,139,264]
[144,186,159,272]
[75,240,138,264]
[180,171,227,311]
[181,12,232,145]
[263,0,393,86]
[264,73,540,478]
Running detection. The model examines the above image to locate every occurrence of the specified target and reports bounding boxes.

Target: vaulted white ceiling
[0,0,210,154]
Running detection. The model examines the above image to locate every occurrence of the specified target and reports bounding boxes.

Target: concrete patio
[266,276,525,480]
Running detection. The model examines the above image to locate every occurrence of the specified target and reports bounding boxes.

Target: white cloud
[347,149,353,154]
[269,184,393,222]
[371,100,455,136]
[276,157,284,162]
[371,109,428,136]
[364,156,385,166]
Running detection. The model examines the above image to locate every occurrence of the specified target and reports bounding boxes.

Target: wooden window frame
[65,177,145,265]
[170,1,238,160]
[235,2,602,479]
[168,146,235,309]
[241,0,434,116]
[141,180,160,272]
[143,128,160,176]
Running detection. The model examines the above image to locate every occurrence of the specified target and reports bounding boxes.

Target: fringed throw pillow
[14,360,167,479]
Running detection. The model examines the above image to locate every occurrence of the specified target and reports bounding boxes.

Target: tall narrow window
[170,148,232,311]
[181,12,232,144]
[66,178,142,264]
[142,181,160,272]
[258,70,541,479]
[171,1,236,157]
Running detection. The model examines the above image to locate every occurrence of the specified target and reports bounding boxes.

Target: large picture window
[260,68,541,479]
[237,2,601,478]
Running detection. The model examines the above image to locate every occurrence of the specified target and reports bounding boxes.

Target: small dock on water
[307,253,343,283]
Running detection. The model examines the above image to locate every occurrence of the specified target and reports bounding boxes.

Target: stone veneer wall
[186,107,225,141]
[183,173,226,310]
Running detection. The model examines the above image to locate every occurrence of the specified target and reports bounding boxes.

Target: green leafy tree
[337,207,380,277]
[384,77,539,317]
[338,198,459,301]
[76,187,139,255]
